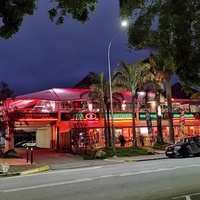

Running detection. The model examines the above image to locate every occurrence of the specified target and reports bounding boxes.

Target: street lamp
[107,20,127,157]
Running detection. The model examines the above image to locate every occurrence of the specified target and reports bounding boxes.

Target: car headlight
[174,146,181,150]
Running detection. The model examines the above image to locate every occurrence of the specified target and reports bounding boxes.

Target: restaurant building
[2,83,200,151]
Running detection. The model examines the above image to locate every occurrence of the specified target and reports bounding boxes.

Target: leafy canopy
[0,0,98,39]
[0,0,37,39]
[119,0,200,90]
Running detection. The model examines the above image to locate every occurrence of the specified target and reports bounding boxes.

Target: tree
[0,0,37,39]
[0,0,98,39]
[141,57,164,143]
[149,53,174,143]
[112,59,150,146]
[0,82,20,150]
[81,72,124,148]
[48,0,98,25]
[119,0,200,87]
[80,72,110,147]
[118,1,200,143]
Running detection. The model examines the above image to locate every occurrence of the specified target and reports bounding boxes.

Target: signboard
[61,112,99,121]
[19,113,58,119]
[102,112,135,119]
[139,112,196,120]
[139,113,158,120]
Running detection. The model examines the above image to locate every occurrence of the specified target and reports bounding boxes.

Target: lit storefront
[3,87,200,151]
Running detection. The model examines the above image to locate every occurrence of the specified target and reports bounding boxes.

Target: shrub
[101,146,152,157]
[2,149,21,158]
[94,150,106,159]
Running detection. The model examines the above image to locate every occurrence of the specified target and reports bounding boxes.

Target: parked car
[165,136,200,158]
[14,140,29,148]
[22,140,36,148]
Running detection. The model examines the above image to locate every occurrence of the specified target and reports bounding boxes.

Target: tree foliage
[80,72,124,147]
[48,0,98,25]
[119,0,200,90]
[113,59,150,146]
[0,0,37,39]
[0,82,15,137]
[0,0,98,39]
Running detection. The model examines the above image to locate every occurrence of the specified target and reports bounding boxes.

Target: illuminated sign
[139,113,196,120]
[113,112,134,119]
[85,113,97,120]
[62,112,134,120]
[139,113,158,120]
[61,112,99,121]
[19,113,58,119]
[173,113,195,118]
[102,112,134,119]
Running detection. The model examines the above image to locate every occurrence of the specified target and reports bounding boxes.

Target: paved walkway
[0,149,167,172]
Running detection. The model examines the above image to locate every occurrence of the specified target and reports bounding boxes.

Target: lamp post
[107,21,127,157]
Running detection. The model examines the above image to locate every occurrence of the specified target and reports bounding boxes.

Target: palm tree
[149,54,174,144]
[112,60,150,146]
[141,57,164,143]
[81,72,124,147]
[80,72,110,147]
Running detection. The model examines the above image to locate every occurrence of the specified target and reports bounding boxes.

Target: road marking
[0,178,94,193]
[99,175,113,178]
[1,164,200,193]
[172,192,200,199]
[172,195,191,200]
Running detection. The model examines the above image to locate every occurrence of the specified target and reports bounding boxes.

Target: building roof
[162,82,198,100]
[73,74,94,89]
[14,88,90,101]
[6,88,156,110]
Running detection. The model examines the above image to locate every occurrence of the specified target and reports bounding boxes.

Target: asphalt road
[1,156,200,200]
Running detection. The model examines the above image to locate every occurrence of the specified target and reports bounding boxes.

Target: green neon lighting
[72,113,84,119]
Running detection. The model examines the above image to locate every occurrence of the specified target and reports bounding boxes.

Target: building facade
[2,86,200,151]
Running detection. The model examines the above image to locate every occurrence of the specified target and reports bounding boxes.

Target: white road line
[172,192,200,199]
[172,195,191,200]
[2,164,200,193]
[99,175,113,178]
[1,178,94,193]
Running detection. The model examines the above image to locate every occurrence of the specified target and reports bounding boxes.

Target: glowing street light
[107,20,128,157]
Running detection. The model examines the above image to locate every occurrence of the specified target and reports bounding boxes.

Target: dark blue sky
[0,1,177,96]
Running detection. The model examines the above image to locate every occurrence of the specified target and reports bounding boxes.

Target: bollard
[31,147,33,164]
[26,147,29,163]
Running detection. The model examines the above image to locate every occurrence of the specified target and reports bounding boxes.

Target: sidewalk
[0,149,167,175]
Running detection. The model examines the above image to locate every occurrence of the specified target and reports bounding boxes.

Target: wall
[36,127,51,148]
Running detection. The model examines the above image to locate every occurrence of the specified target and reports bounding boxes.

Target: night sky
[0,1,177,96]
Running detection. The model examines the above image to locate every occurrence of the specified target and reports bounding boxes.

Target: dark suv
[165,136,200,158]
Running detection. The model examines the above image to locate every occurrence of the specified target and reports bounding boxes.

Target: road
[1,157,200,200]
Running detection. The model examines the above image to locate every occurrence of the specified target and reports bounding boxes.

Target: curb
[20,165,50,175]
[104,156,167,163]
[0,172,21,178]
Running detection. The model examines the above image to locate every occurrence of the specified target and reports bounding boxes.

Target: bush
[101,146,152,158]
[81,154,95,160]
[80,146,154,159]
[94,150,106,159]
[1,149,21,158]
